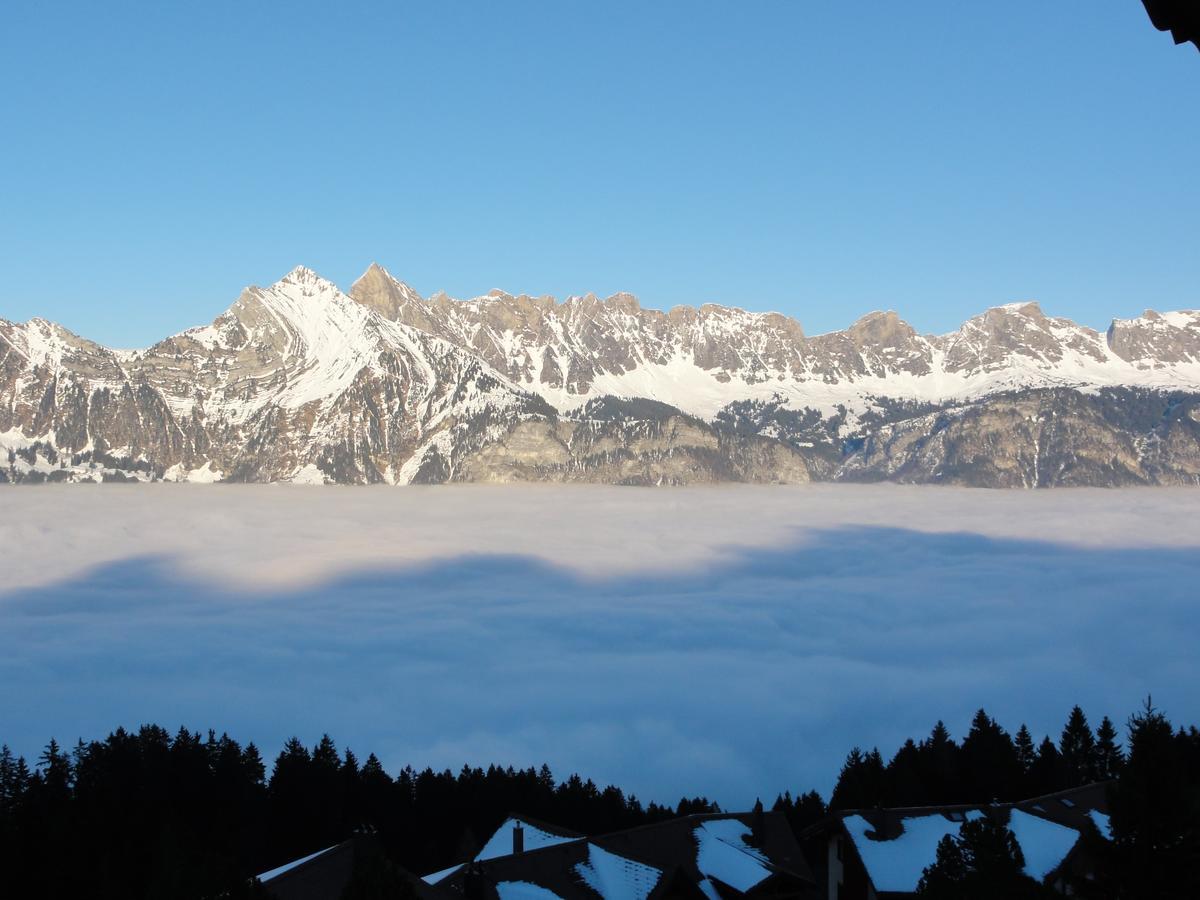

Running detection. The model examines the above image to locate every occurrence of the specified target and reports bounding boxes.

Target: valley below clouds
[2,484,1198,806]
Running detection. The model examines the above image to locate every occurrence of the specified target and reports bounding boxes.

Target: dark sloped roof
[258,840,358,900]
[1010,781,1108,830]
[259,835,440,900]
[433,811,815,900]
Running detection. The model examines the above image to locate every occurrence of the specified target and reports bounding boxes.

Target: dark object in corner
[1142,0,1200,50]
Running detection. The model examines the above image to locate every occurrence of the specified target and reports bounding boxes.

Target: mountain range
[3,264,1199,486]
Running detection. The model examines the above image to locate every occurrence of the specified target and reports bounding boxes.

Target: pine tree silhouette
[1059,706,1097,787]
[1094,715,1124,781]
[1014,724,1037,777]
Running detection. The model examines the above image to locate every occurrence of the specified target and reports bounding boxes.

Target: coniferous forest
[0,701,1196,899]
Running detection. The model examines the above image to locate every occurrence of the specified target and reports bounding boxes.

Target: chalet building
[798,784,1111,899]
[426,810,817,900]
[256,832,448,900]
[256,835,387,900]
[258,810,817,900]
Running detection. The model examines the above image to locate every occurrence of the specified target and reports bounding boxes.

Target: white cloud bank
[1,483,1198,591]
[0,484,1198,807]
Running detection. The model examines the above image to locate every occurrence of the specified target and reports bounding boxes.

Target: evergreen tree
[958,710,1021,801]
[917,721,961,803]
[1014,725,1037,778]
[37,737,73,801]
[1103,698,1200,898]
[0,745,20,811]
[0,703,1193,898]
[1027,736,1063,797]
[1094,716,1124,781]
[772,789,826,834]
[1059,706,1097,787]
[830,747,885,810]
[885,738,926,806]
[917,816,1049,898]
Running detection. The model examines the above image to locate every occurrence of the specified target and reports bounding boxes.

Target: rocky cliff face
[2,264,1199,486]
[839,389,1200,487]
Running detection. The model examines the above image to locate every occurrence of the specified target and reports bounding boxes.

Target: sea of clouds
[1,484,1197,807]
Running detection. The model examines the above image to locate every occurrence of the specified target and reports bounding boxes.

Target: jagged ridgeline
[2,264,1199,485]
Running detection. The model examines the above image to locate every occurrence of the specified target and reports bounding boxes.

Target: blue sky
[1,1,1196,347]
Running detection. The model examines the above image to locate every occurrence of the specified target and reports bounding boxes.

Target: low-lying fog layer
[1,484,1197,806]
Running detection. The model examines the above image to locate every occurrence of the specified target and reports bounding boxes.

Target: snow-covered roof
[256,843,339,883]
[574,843,662,900]
[476,816,582,862]
[692,817,773,892]
[1007,809,1082,880]
[495,880,565,900]
[422,862,464,885]
[1088,809,1112,839]
[843,810,985,894]
[432,810,812,900]
[842,797,1095,893]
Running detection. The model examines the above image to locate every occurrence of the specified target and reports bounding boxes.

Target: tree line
[823,705,1124,814]
[0,701,1196,898]
[804,700,1199,899]
[0,726,714,899]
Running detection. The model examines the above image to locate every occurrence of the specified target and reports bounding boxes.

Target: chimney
[513,821,525,855]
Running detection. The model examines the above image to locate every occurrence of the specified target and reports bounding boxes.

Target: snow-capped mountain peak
[3,263,1200,486]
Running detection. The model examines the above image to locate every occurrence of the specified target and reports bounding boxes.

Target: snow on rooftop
[495,880,565,900]
[1088,809,1112,839]
[256,844,338,883]
[843,811,984,894]
[476,817,578,862]
[574,843,662,900]
[847,808,1082,892]
[1008,809,1081,880]
[422,863,464,885]
[692,818,772,892]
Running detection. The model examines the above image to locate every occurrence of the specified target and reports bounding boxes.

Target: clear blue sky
[1,1,1196,347]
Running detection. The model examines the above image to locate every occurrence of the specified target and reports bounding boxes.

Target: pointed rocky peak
[277,265,339,290]
[237,266,348,311]
[348,262,423,320]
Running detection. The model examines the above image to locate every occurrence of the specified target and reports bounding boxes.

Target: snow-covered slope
[350,265,1200,421]
[0,267,551,484]
[2,263,1199,485]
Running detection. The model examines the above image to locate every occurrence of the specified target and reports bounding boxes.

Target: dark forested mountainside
[0,702,1196,898]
